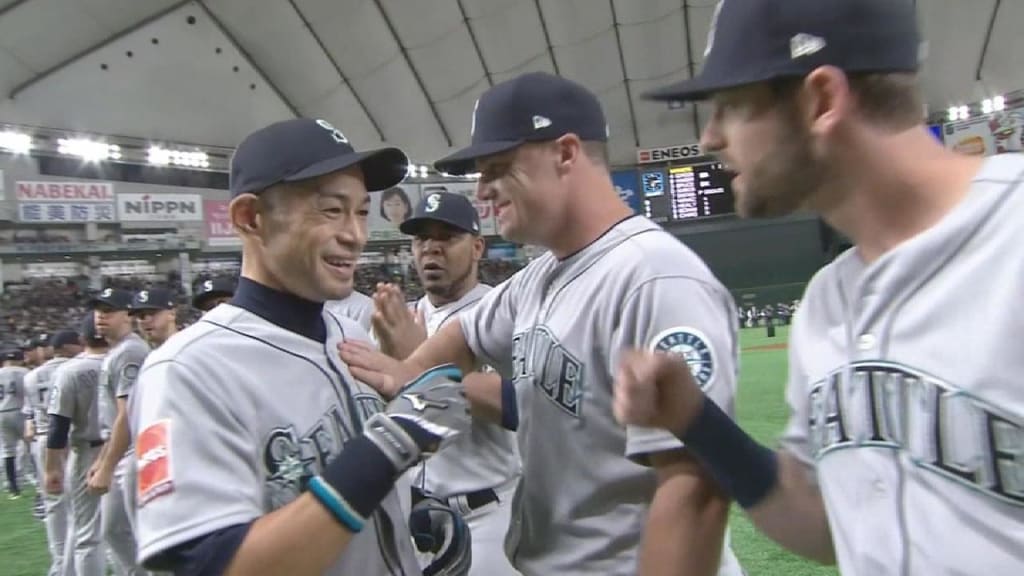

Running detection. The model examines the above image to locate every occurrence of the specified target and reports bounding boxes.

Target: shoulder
[324,309,374,344]
[608,218,727,295]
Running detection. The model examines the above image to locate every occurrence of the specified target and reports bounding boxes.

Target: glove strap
[363,413,423,471]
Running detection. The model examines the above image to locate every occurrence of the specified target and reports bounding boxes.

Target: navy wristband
[311,435,400,533]
[501,378,518,431]
[681,397,779,509]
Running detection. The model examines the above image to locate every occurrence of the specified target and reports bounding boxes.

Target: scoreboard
[639,160,736,223]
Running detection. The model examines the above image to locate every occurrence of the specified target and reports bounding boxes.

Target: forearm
[223,494,353,576]
[101,406,131,472]
[407,321,476,374]
[638,451,729,576]
[746,452,834,563]
[464,372,503,424]
[45,448,66,476]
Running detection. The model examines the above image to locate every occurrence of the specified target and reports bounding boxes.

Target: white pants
[31,440,71,576]
[64,444,106,576]
[463,482,521,576]
[101,454,147,576]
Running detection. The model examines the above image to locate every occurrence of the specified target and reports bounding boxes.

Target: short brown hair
[772,72,923,131]
[581,140,609,167]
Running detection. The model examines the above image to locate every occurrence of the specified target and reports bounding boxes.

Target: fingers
[348,364,397,398]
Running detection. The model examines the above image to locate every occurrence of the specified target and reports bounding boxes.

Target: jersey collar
[230,277,327,343]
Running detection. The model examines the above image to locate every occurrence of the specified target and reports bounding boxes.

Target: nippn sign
[117,193,204,222]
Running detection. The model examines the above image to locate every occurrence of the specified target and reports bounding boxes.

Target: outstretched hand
[339,339,421,400]
[371,283,427,359]
[612,350,705,437]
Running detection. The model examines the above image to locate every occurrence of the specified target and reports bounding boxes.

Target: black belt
[89,440,105,447]
[411,486,499,511]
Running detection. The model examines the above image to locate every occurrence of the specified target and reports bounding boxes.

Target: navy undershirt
[146,277,326,574]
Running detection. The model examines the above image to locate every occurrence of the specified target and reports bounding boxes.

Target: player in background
[131,288,180,348]
[47,314,111,576]
[343,72,744,576]
[324,283,375,333]
[87,287,151,576]
[131,118,472,576]
[192,277,236,313]
[612,1,1024,575]
[368,190,521,576]
[23,330,81,574]
[1,348,29,498]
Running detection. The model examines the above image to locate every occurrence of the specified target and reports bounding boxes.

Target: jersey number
[38,387,47,404]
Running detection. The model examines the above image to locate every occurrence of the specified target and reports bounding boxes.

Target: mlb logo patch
[137,419,174,506]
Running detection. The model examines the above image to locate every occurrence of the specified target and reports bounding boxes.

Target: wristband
[500,378,518,431]
[681,397,779,509]
[311,434,400,533]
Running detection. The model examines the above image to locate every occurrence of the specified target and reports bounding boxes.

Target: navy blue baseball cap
[51,330,80,349]
[130,288,176,313]
[192,277,236,310]
[230,118,409,197]
[400,191,481,236]
[644,0,921,102]
[1,348,22,361]
[31,333,51,348]
[435,72,609,175]
[89,288,133,310]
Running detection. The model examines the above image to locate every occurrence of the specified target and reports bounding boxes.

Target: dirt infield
[743,343,788,352]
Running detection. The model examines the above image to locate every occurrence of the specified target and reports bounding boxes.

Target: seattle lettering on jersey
[808,361,1023,506]
[512,325,584,417]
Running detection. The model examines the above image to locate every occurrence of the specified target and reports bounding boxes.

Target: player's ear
[228,193,262,238]
[472,235,485,261]
[554,133,581,176]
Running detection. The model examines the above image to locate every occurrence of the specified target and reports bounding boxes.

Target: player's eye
[357,209,370,218]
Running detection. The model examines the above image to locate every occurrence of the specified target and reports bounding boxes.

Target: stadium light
[993,95,1005,112]
[982,99,993,114]
[958,105,969,120]
[57,138,120,161]
[148,146,209,168]
[418,165,429,178]
[0,131,32,154]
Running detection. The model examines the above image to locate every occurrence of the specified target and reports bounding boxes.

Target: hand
[339,340,421,400]
[371,283,427,359]
[23,421,35,443]
[87,463,111,495]
[44,471,63,495]
[612,350,706,437]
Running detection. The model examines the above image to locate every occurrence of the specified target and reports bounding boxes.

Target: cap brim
[642,75,727,103]
[88,297,127,310]
[192,291,232,309]
[399,215,478,236]
[434,140,524,176]
[286,147,409,191]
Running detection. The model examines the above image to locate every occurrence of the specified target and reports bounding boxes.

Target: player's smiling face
[247,167,370,303]
[475,141,567,245]
[700,82,826,218]
[411,221,482,303]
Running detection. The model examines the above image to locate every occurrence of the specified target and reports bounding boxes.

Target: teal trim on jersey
[404,364,463,391]
[307,476,366,533]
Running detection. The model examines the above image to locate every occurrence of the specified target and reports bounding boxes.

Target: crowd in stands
[0,258,530,347]
[738,301,800,327]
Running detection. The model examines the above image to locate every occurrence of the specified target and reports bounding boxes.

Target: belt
[411,486,500,514]
[89,440,105,448]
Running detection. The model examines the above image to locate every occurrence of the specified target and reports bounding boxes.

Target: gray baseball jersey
[779,153,1024,575]
[325,290,375,333]
[98,333,150,442]
[0,366,28,458]
[460,215,741,575]
[49,353,106,446]
[408,283,521,497]
[132,303,420,574]
[22,357,70,435]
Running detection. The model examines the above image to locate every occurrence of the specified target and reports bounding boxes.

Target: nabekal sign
[118,193,204,222]
[16,181,115,202]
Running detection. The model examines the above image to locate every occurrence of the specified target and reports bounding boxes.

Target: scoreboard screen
[642,161,735,223]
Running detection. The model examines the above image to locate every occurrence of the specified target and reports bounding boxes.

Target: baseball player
[87,287,151,575]
[1,347,29,498]
[342,72,744,576]
[24,329,81,575]
[131,288,180,348]
[131,118,472,575]
[610,1,1024,575]
[325,285,375,333]
[369,191,521,576]
[191,277,235,313]
[46,315,110,576]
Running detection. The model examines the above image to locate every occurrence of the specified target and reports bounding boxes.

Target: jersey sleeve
[21,373,35,417]
[459,278,517,376]
[612,275,739,461]
[134,358,263,564]
[114,344,149,399]
[777,310,819,482]
[48,366,74,419]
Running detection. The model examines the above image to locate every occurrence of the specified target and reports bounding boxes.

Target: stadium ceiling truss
[0,0,1018,167]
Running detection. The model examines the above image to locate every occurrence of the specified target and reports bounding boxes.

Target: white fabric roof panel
[0,0,1017,168]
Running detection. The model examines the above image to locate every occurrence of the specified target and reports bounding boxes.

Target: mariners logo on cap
[138,291,150,303]
[202,280,213,292]
[314,119,348,144]
[101,288,112,298]
[651,327,716,390]
[425,193,442,213]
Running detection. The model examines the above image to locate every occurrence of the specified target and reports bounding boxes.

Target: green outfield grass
[0,326,836,575]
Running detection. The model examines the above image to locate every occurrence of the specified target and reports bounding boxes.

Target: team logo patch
[120,363,140,385]
[137,419,173,506]
[425,193,442,212]
[651,327,716,391]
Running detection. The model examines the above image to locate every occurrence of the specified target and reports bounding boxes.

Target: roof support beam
[681,0,702,141]
[10,0,192,99]
[197,1,300,117]
[455,0,492,87]
[371,0,452,147]
[609,0,640,146]
[0,0,31,20]
[286,0,384,140]
[532,0,560,75]
[975,0,1002,81]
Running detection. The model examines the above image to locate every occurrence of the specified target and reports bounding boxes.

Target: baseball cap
[89,288,133,310]
[434,72,608,175]
[130,288,176,313]
[230,118,409,197]
[51,330,80,349]
[400,191,481,236]
[1,348,22,361]
[32,333,51,348]
[192,277,236,310]
[644,0,921,102]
